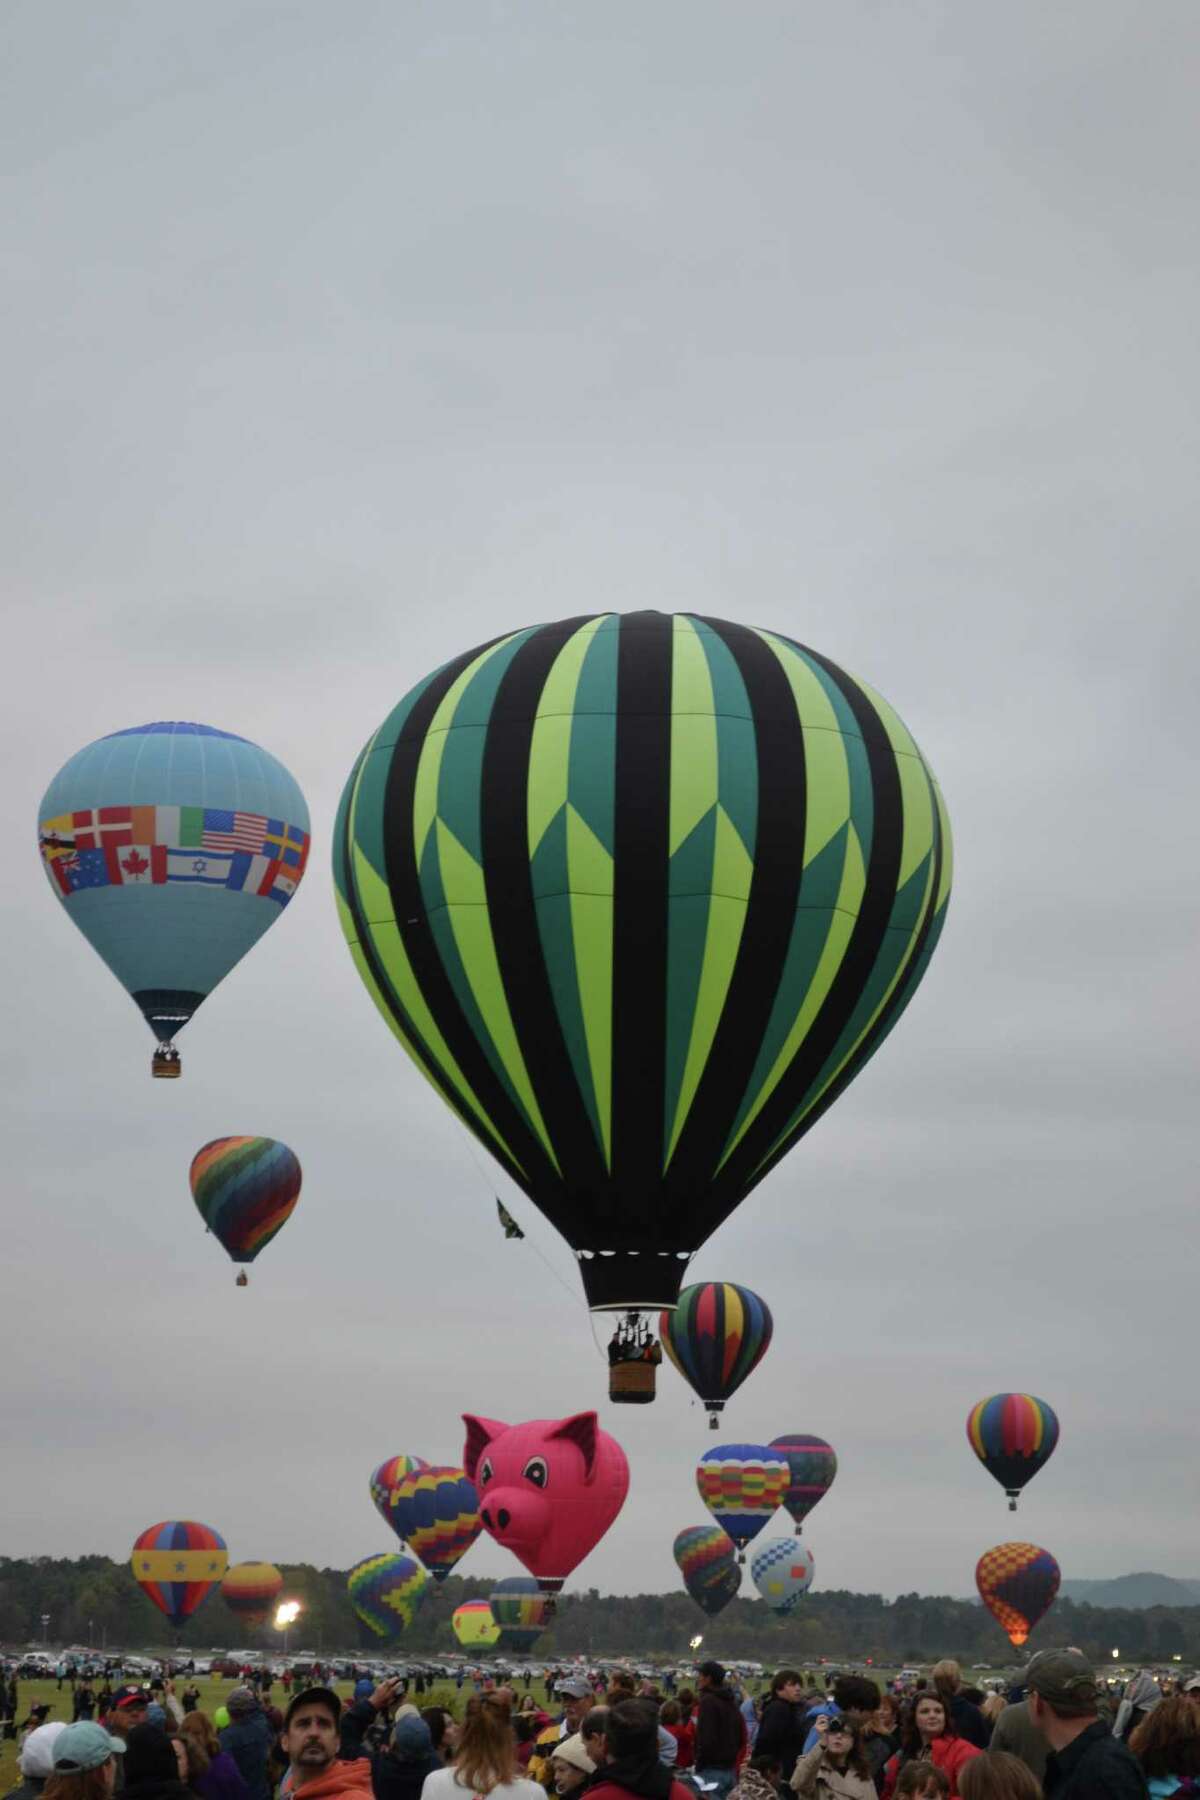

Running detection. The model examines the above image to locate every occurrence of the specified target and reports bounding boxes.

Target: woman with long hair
[420,1695,542,1800]
[1129,1694,1200,1798]
[791,1719,877,1800]
[178,1715,248,1800]
[43,1724,125,1800]
[882,1699,981,1800]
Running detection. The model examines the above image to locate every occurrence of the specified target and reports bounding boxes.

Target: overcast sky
[2,1,1197,1615]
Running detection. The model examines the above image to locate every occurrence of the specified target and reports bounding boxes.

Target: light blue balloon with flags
[38,721,310,1075]
[750,1536,816,1613]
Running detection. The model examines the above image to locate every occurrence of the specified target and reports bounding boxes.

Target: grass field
[0,1675,559,1795]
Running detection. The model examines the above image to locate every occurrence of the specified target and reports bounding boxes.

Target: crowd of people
[6,1653,1199,1800]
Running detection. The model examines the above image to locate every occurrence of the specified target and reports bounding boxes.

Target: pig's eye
[522,1456,549,1488]
[478,1458,494,1486]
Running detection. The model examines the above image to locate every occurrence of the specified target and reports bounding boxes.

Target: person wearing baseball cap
[555,1679,593,1743]
[1027,1653,1147,1800]
[279,1687,371,1800]
[219,1687,273,1800]
[49,1720,126,1796]
[9,1721,67,1800]
[104,1690,149,1740]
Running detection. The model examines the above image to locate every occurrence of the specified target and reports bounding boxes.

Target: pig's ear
[462,1415,508,1482]
[549,1411,599,1480]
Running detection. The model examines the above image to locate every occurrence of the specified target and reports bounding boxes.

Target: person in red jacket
[882,1698,981,1800]
[586,1701,696,1800]
[659,1702,694,1771]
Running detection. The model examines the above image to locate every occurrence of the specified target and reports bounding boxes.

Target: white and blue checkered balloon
[750,1535,815,1612]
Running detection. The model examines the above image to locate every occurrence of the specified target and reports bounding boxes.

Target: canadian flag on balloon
[110,844,167,885]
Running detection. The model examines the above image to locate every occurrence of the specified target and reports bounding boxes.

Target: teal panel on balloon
[38,722,310,1050]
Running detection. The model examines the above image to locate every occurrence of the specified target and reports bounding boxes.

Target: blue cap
[354,1679,374,1700]
[54,1723,126,1772]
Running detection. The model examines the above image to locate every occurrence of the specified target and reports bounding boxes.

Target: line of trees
[2,1556,1198,1667]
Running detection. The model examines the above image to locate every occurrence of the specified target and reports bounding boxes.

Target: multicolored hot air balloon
[489,1576,550,1653]
[673,1525,741,1617]
[696,1443,789,1561]
[369,1454,429,1532]
[333,615,952,1331]
[389,1466,481,1583]
[221,1562,284,1629]
[769,1434,838,1534]
[453,1600,501,1648]
[976,1542,1061,1647]
[131,1521,228,1630]
[39,722,310,1077]
[660,1283,773,1428]
[465,1412,629,1596]
[967,1395,1060,1510]
[750,1537,816,1613]
[347,1554,429,1639]
[190,1137,302,1285]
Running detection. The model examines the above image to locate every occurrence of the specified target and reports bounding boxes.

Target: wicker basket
[609,1360,658,1404]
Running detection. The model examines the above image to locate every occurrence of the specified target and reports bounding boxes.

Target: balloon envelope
[347,1554,429,1639]
[333,614,952,1312]
[489,1576,550,1652]
[976,1542,1061,1647]
[769,1434,838,1532]
[221,1562,283,1628]
[369,1454,429,1532]
[661,1283,773,1422]
[131,1521,228,1629]
[389,1466,481,1582]
[464,1411,629,1592]
[750,1537,816,1613]
[696,1443,790,1554]
[673,1525,741,1616]
[453,1600,501,1648]
[190,1137,301,1267]
[967,1395,1060,1507]
[39,722,310,1050]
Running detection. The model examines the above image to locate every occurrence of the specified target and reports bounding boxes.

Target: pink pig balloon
[463,1411,630,1593]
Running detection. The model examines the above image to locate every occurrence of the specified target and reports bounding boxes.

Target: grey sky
[2,1,1197,1609]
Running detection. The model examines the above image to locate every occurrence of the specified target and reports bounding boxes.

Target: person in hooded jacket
[120,1726,196,1800]
[695,1666,748,1799]
[1116,1682,1163,1745]
[583,1702,695,1800]
[341,1689,443,1800]
[218,1692,272,1800]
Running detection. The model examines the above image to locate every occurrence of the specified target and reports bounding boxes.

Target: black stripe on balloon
[337,713,530,1198]
[715,641,905,1203]
[750,763,946,1192]
[663,617,808,1240]
[609,610,674,1242]
[380,637,563,1199]
[479,618,611,1225]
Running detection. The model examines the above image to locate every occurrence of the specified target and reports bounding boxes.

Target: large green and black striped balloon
[334,612,951,1310]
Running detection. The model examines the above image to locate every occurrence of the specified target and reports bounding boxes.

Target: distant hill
[1060,1573,1200,1609]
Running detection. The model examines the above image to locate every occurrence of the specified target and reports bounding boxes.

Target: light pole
[41,1614,50,1648]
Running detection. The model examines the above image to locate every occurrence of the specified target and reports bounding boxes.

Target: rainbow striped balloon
[190,1136,301,1275]
[389,1465,481,1582]
[695,1442,789,1557]
[347,1553,429,1638]
[661,1283,773,1426]
[976,1541,1061,1646]
[673,1524,741,1616]
[131,1520,228,1629]
[369,1453,429,1531]
[967,1394,1059,1510]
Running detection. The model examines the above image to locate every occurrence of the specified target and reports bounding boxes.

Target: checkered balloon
[750,1535,816,1612]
